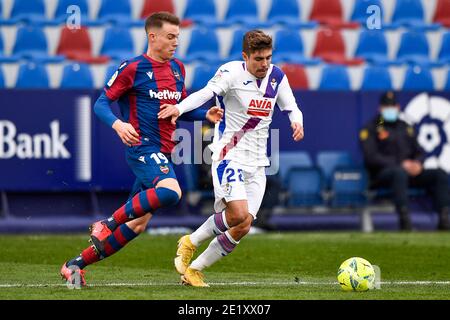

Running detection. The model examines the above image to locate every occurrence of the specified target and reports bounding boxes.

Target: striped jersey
[104,54,187,154]
[206,61,303,167]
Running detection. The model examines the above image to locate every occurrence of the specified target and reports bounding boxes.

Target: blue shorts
[126,145,177,198]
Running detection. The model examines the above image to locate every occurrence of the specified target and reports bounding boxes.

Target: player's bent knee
[157,187,181,207]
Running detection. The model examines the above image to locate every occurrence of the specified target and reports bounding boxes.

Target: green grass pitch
[0,232,449,300]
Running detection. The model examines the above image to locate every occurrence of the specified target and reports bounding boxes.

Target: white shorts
[211,160,267,219]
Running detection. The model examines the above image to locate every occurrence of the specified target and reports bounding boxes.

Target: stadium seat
[318,65,351,90]
[280,64,309,90]
[182,0,217,26]
[272,29,321,65]
[402,66,434,91]
[330,167,368,207]
[309,0,359,28]
[316,151,354,188]
[391,0,440,29]
[141,0,191,26]
[313,28,364,65]
[97,0,138,26]
[433,0,450,27]
[100,27,135,61]
[354,30,389,65]
[15,62,49,88]
[396,31,431,66]
[223,0,267,28]
[350,0,383,25]
[184,28,220,63]
[267,0,317,28]
[54,0,89,24]
[60,63,93,89]
[286,168,325,207]
[141,0,175,18]
[190,64,220,91]
[438,32,450,63]
[0,66,4,88]
[228,29,245,60]
[360,66,392,90]
[9,0,48,24]
[56,26,109,63]
[12,26,64,63]
[278,151,313,187]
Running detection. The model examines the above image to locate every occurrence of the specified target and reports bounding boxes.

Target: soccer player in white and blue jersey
[158,30,304,287]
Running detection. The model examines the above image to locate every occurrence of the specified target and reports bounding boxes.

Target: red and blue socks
[66,224,138,269]
[104,187,180,231]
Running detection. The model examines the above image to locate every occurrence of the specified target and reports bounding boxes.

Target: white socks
[190,231,239,271]
[190,211,229,247]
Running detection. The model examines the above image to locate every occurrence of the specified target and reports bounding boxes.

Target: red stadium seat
[433,0,450,27]
[280,64,309,90]
[56,26,109,64]
[140,0,192,27]
[309,0,359,28]
[312,28,364,65]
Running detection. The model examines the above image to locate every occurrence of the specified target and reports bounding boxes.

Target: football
[337,257,375,292]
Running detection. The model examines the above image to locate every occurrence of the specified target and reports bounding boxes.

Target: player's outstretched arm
[158,87,216,124]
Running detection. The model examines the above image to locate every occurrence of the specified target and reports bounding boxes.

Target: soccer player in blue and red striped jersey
[60,12,223,286]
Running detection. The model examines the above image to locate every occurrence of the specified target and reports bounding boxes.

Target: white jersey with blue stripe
[206,61,303,167]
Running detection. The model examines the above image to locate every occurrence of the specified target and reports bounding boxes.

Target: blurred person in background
[360,91,449,231]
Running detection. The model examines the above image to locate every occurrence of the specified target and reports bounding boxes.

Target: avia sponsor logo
[0,120,71,159]
[247,98,273,117]
[149,90,182,101]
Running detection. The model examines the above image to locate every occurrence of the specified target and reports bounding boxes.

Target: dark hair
[380,91,398,106]
[242,30,273,55]
[145,11,180,33]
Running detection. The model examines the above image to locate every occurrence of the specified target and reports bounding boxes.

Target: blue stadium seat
[267,0,317,28]
[316,151,354,188]
[60,63,93,89]
[438,32,450,63]
[319,65,351,90]
[54,0,89,24]
[97,0,138,26]
[272,29,321,65]
[12,26,64,63]
[183,0,217,26]
[228,29,245,60]
[100,27,135,61]
[402,66,434,91]
[350,0,383,24]
[286,168,324,207]
[224,0,267,28]
[396,31,432,66]
[391,0,440,29]
[9,0,47,24]
[330,167,368,207]
[355,30,390,65]
[0,66,4,88]
[184,28,220,63]
[360,66,392,90]
[278,151,313,187]
[190,64,219,91]
[15,62,49,88]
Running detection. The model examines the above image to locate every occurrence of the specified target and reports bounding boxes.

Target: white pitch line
[1,281,450,288]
